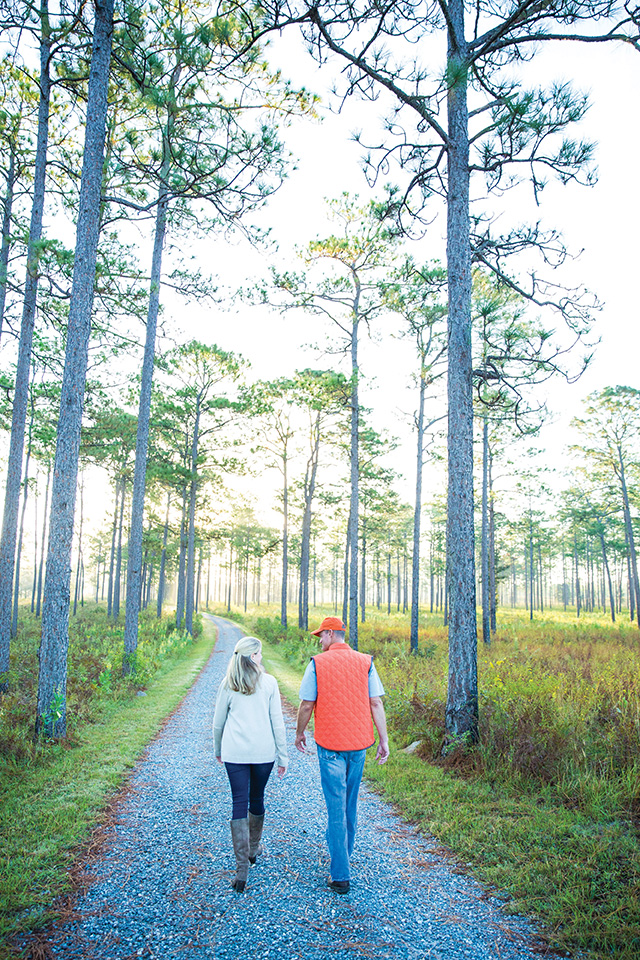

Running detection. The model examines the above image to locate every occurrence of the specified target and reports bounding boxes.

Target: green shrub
[0,604,201,763]
[227,603,640,960]
[255,615,286,644]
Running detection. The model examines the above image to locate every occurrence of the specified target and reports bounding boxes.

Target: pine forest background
[1,0,639,750]
[1,3,640,955]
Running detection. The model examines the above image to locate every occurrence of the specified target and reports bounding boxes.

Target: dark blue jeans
[224,761,274,820]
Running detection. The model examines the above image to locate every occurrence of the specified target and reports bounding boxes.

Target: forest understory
[3,603,636,959]
[241,603,640,960]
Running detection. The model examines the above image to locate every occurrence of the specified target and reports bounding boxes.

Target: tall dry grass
[241,603,640,820]
[239,603,640,959]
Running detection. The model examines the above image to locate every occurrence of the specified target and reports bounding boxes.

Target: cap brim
[310,628,323,636]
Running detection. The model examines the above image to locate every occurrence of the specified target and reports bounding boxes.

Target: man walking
[295,616,389,894]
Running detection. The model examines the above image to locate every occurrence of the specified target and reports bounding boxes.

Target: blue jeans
[317,745,367,883]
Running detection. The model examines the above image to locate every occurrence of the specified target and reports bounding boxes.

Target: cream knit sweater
[212,672,288,768]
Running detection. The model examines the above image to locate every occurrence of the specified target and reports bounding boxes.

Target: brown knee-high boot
[230,818,250,892]
[248,812,265,865]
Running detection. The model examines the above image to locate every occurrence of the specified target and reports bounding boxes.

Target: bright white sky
[4,21,640,550]
[169,29,640,513]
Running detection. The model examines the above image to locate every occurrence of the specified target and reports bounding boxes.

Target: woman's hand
[277,765,286,779]
[216,756,223,764]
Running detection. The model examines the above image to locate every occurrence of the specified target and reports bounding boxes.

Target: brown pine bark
[444,0,478,743]
[0,1,52,685]
[37,0,115,736]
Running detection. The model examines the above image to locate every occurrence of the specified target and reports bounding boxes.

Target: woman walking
[213,636,288,892]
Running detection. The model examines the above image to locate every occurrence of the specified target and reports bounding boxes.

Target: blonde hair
[224,636,263,695]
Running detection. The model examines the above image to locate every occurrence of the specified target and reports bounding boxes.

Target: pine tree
[36,0,116,736]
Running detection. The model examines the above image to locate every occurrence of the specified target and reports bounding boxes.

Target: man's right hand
[295,731,307,753]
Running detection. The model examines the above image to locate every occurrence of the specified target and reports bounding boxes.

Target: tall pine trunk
[107,478,120,617]
[298,414,320,630]
[618,447,640,626]
[12,413,33,638]
[0,2,52,685]
[624,524,634,621]
[123,180,168,671]
[386,549,391,615]
[280,454,289,629]
[481,417,490,645]
[537,540,544,613]
[360,516,366,623]
[175,484,188,628]
[226,541,233,613]
[36,460,51,617]
[113,480,126,621]
[444,0,477,741]
[403,550,408,613]
[488,445,497,632]
[95,545,101,604]
[529,516,534,620]
[410,361,426,653]
[31,475,39,613]
[156,489,171,618]
[599,529,615,623]
[574,532,581,618]
[348,309,360,648]
[430,544,434,613]
[37,0,115,736]
[342,512,350,627]
[195,545,202,612]
[144,560,153,610]
[185,395,202,636]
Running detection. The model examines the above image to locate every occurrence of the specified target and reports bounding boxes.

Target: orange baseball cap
[310,616,346,636]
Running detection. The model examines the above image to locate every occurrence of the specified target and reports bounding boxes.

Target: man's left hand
[376,740,390,765]
[296,700,315,754]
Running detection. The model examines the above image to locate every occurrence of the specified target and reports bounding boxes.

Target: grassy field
[0,606,216,954]
[1,602,638,959]
[230,602,640,960]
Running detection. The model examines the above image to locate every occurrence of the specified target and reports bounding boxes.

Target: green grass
[229,602,640,960]
[2,602,638,959]
[0,614,217,953]
[364,749,640,959]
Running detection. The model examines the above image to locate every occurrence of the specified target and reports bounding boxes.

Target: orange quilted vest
[313,644,374,751]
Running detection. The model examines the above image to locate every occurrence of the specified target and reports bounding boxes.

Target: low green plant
[38,687,66,741]
[0,611,217,954]
[0,605,202,762]
[230,601,640,960]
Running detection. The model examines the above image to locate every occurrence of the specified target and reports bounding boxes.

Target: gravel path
[26,616,559,960]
